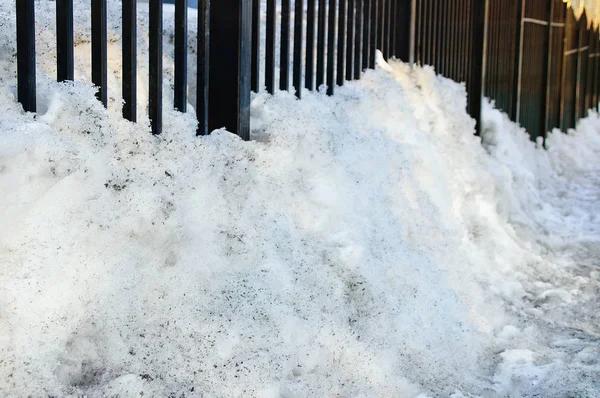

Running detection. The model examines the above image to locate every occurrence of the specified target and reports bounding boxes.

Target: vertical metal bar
[362,0,371,70]
[572,15,580,127]
[196,0,209,135]
[390,0,396,58]
[56,0,74,82]
[559,3,568,129]
[370,0,378,67]
[465,0,473,82]
[92,0,107,107]
[354,0,363,77]
[251,0,260,92]
[575,19,583,122]
[266,0,276,93]
[439,0,446,75]
[469,0,485,134]
[122,0,137,121]
[430,0,436,69]
[347,0,355,80]
[327,0,337,94]
[16,0,36,112]
[423,0,429,65]
[209,0,251,139]
[174,0,188,112]
[409,0,416,65]
[383,0,393,61]
[378,0,384,55]
[317,0,327,87]
[513,0,524,122]
[149,0,162,134]
[306,0,316,89]
[481,0,490,102]
[542,0,553,137]
[450,0,457,76]
[590,29,599,109]
[337,0,346,86]
[281,0,291,91]
[294,0,304,97]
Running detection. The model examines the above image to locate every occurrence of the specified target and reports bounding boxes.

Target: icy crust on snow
[1,1,600,397]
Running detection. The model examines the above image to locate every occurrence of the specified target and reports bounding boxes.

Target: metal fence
[12,0,600,141]
[484,0,600,141]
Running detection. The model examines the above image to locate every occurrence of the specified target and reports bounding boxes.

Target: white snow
[0,1,599,397]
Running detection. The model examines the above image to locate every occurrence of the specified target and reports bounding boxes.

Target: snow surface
[1,1,599,397]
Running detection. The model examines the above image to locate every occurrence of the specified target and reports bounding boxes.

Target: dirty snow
[0,1,599,397]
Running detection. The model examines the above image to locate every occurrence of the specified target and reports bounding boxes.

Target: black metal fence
[484,0,600,141]
[12,0,600,141]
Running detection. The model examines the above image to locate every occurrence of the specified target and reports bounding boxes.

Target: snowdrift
[1,1,599,397]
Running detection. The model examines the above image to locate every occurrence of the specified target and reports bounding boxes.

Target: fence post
[346,0,354,80]
[251,0,260,92]
[337,0,347,86]
[362,0,371,70]
[149,0,162,134]
[327,0,337,94]
[265,0,276,93]
[92,0,107,107]
[209,0,251,140]
[469,0,486,135]
[559,7,569,130]
[174,0,188,112]
[512,0,524,122]
[354,0,363,78]
[280,0,291,91]
[542,0,553,139]
[16,0,36,112]
[317,0,327,87]
[306,0,316,90]
[409,0,416,65]
[369,0,378,68]
[122,0,137,122]
[196,0,209,135]
[575,18,583,123]
[56,0,74,82]
[394,0,411,63]
[294,0,304,97]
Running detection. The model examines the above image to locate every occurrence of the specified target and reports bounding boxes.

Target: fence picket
[266,0,276,93]
[251,0,260,92]
[337,0,347,86]
[369,0,377,67]
[354,0,363,78]
[56,0,74,82]
[306,0,316,89]
[16,0,36,112]
[294,0,305,98]
[197,0,210,135]
[362,0,370,70]
[281,0,291,91]
[317,0,327,88]
[92,0,107,107]
[327,0,337,95]
[149,0,162,134]
[208,0,251,139]
[174,0,188,112]
[346,0,355,80]
[122,0,137,121]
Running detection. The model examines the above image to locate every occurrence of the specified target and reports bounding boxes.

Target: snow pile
[1,1,599,397]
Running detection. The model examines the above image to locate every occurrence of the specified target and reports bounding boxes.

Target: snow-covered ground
[0,1,599,397]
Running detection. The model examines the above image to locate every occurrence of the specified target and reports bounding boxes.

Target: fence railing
[484,0,600,141]
[12,0,600,142]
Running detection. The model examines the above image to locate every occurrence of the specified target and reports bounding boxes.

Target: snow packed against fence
[0,1,599,397]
